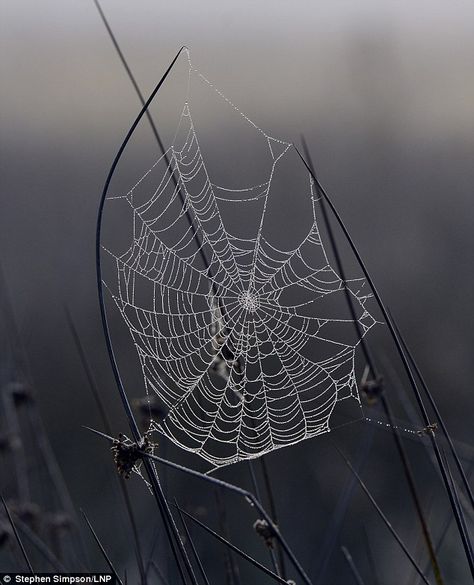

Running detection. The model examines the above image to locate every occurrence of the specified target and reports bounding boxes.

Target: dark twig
[2,494,34,573]
[93,0,169,163]
[85,425,313,585]
[175,501,212,585]
[80,509,123,585]
[154,452,311,585]
[175,505,289,585]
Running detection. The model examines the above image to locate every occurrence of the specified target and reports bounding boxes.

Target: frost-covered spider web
[103,52,376,468]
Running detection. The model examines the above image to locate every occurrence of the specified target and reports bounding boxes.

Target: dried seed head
[253,518,276,549]
[111,433,154,479]
[9,501,41,532]
[417,422,438,437]
[0,433,21,453]
[360,375,384,406]
[0,522,12,547]
[8,381,35,408]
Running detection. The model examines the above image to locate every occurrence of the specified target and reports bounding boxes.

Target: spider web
[103,52,376,468]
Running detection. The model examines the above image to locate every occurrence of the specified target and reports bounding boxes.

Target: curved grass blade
[92,11,286,580]
[296,141,472,579]
[299,138,444,584]
[95,44,199,585]
[388,309,474,509]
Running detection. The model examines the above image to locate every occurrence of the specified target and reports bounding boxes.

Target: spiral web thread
[103,54,376,468]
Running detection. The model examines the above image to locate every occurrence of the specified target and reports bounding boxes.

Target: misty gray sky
[2,0,474,145]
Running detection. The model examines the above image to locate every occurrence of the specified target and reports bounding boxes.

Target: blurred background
[1,1,473,583]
